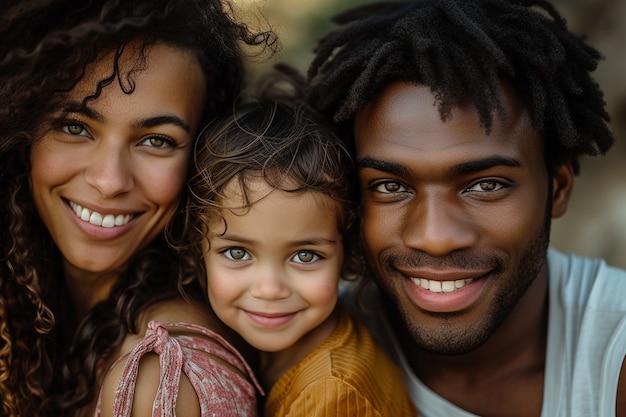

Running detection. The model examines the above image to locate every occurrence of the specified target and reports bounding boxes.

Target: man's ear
[551,161,574,219]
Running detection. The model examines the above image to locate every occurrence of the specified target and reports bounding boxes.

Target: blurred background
[238,0,626,269]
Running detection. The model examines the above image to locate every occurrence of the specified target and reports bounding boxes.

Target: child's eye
[292,251,319,264]
[223,247,250,261]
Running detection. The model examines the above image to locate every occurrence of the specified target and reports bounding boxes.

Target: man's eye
[224,248,250,261]
[466,180,504,192]
[292,251,319,264]
[375,181,407,193]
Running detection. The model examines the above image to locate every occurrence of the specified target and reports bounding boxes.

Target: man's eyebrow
[357,155,521,177]
[357,157,409,176]
[448,156,522,176]
[59,100,192,133]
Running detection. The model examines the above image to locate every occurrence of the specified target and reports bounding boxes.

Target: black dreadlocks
[307,0,613,173]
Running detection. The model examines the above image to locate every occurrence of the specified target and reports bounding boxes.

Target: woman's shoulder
[97,298,262,417]
[139,297,227,331]
[112,298,229,358]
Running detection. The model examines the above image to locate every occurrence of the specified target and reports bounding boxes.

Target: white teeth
[441,281,456,293]
[69,201,132,228]
[89,211,102,226]
[80,207,90,221]
[114,215,128,226]
[429,280,442,292]
[411,277,473,293]
[102,214,115,228]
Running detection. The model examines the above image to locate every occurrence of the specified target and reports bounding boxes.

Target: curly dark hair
[0,0,277,416]
[307,0,613,174]
[179,71,361,292]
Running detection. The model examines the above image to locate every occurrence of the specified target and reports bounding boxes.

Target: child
[187,76,418,416]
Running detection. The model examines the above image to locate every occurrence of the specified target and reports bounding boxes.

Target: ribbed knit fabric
[95,321,263,417]
[264,310,418,417]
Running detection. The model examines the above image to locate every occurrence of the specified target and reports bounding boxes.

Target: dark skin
[353,81,626,416]
[391,267,548,416]
[615,359,626,417]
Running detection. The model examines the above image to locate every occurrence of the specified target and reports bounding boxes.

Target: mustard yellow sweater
[264,310,418,416]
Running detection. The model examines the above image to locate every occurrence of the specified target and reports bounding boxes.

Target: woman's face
[30,43,206,279]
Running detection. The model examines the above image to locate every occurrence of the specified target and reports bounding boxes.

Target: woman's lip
[64,200,138,240]
[66,199,137,227]
[244,311,297,328]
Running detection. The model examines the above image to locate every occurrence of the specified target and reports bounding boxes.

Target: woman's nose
[84,142,134,198]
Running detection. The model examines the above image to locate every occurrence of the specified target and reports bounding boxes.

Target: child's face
[203,177,343,352]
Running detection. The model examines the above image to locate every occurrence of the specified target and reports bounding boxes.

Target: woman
[0,1,275,416]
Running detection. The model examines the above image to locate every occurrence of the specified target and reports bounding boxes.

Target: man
[307,0,626,416]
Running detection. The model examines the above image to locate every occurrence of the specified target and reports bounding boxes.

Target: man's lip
[400,269,491,312]
[396,267,491,282]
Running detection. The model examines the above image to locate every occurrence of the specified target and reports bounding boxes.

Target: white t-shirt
[341,248,626,416]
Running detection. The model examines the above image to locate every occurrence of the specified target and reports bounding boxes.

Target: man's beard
[371,203,552,355]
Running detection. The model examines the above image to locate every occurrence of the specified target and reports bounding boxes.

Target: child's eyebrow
[289,237,338,247]
[214,234,337,247]
[211,234,254,244]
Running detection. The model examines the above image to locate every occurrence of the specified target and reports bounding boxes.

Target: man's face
[353,82,570,354]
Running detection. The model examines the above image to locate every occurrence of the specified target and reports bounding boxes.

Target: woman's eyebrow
[59,100,191,133]
[132,115,191,133]
[59,101,103,122]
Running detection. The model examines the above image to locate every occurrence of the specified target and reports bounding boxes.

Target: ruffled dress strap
[95,321,263,417]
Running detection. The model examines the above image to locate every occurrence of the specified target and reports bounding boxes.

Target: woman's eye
[292,251,319,264]
[63,124,87,136]
[224,247,250,261]
[375,181,407,194]
[141,135,176,148]
[466,180,504,192]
